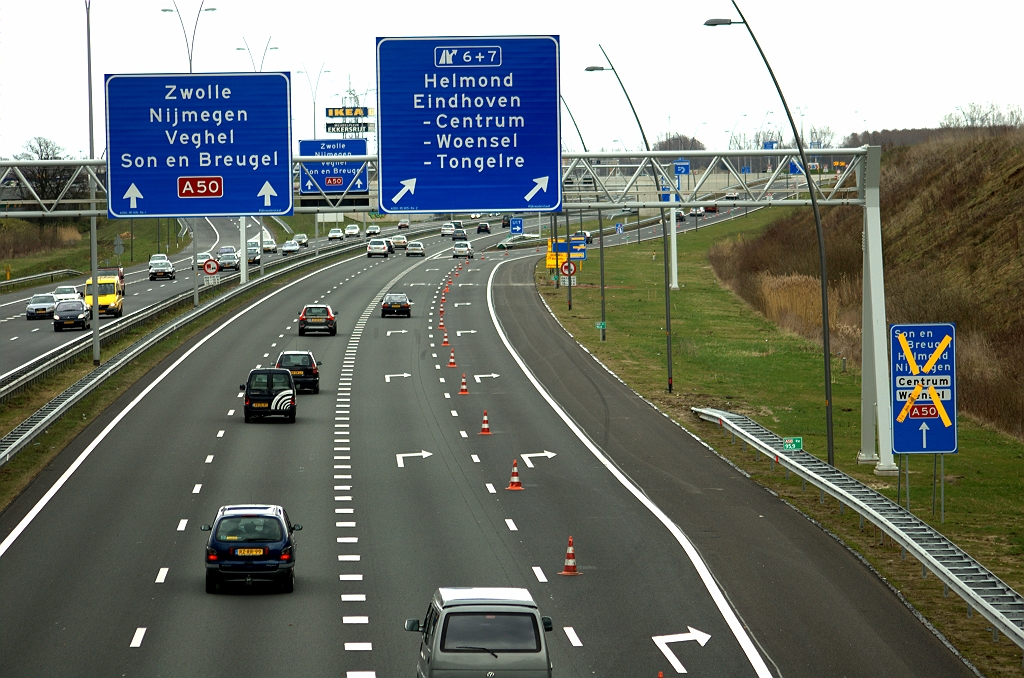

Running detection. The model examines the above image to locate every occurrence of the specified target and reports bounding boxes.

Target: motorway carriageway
[0,223,973,676]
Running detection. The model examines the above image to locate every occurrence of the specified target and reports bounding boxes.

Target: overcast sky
[1,0,1021,158]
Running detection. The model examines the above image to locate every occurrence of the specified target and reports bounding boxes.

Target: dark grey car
[53,300,91,331]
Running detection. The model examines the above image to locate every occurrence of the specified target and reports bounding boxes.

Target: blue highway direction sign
[105,72,292,218]
[890,323,957,454]
[376,35,561,214]
[299,139,368,194]
[510,217,523,234]
[674,160,690,176]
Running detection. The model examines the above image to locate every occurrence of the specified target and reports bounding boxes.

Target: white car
[281,240,300,255]
[262,239,278,253]
[328,227,344,241]
[344,224,361,239]
[391,234,408,249]
[688,207,706,217]
[397,219,410,230]
[469,213,481,219]
[148,253,169,271]
[365,224,381,236]
[724,192,739,200]
[405,241,426,257]
[51,285,81,302]
[194,251,212,269]
[440,223,456,236]
[366,239,389,258]
[452,242,474,259]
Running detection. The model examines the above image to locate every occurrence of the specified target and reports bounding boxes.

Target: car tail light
[311,366,318,375]
[327,311,335,321]
[299,311,306,321]
[206,547,218,562]
[280,546,292,561]
[244,398,250,406]
[290,398,296,406]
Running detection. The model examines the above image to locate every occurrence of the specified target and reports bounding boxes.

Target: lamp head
[704,18,734,26]
[585,66,605,72]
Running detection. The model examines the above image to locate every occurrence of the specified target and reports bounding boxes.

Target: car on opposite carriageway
[328,227,344,242]
[365,224,381,237]
[344,224,361,239]
[294,233,309,246]
[281,240,300,255]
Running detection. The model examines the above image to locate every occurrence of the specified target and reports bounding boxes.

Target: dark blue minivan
[201,504,302,593]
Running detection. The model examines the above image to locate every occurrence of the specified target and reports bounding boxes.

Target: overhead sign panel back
[105,72,292,218]
[376,35,561,214]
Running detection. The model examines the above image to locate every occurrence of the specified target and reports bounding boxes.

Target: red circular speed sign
[203,259,220,275]
[560,260,576,276]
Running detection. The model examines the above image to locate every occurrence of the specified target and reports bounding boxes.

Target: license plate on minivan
[252,402,269,408]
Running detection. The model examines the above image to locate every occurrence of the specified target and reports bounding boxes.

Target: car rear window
[369,240,385,246]
[215,516,283,542]
[305,306,328,317]
[384,294,408,303]
[247,372,291,393]
[440,613,540,653]
[279,354,312,368]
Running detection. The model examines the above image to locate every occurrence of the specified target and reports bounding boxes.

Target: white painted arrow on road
[521,450,556,468]
[123,183,144,208]
[426,268,440,271]
[652,627,712,674]
[257,181,277,206]
[385,372,411,382]
[454,302,471,307]
[396,450,432,468]
[524,176,549,202]
[392,178,417,204]
[473,373,499,383]
[456,330,477,336]
[386,330,408,336]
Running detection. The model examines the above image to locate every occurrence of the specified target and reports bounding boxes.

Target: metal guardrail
[692,407,1024,653]
[0,222,442,468]
[0,269,82,291]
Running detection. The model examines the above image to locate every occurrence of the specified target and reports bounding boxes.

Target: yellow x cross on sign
[895,333,952,426]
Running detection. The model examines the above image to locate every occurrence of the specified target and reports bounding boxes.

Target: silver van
[405,587,553,677]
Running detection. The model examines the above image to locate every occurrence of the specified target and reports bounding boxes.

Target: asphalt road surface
[0,221,973,676]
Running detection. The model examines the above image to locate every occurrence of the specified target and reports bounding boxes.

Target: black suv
[299,304,337,336]
[241,369,297,422]
[382,293,412,317]
[476,222,491,233]
[276,350,321,393]
[501,215,511,228]
[201,504,302,593]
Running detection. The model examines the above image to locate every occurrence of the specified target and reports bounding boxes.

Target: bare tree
[12,137,80,204]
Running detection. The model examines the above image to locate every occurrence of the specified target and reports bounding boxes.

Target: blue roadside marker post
[375,36,561,214]
[890,322,956,519]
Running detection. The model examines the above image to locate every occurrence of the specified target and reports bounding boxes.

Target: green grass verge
[536,207,1024,676]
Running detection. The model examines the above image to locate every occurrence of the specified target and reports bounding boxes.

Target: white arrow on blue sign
[299,139,368,194]
[890,323,957,454]
[376,36,562,214]
[510,217,523,234]
[105,72,293,218]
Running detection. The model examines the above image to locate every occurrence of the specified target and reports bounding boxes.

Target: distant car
[200,504,302,593]
[705,204,718,213]
[276,350,321,393]
[453,242,474,259]
[344,225,361,239]
[246,247,262,265]
[148,253,170,271]
[367,239,389,258]
[391,234,408,249]
[689,207,706,217]
[724,192,739,200]
[294,233,309,246]
[365,224,381,237]
[262,239,278,253]
[218,252,241,271]
[299,304,336,336]
[572,230,593,244]
[405,241,426,257]
[25,294,57,319]
[381,292,412,318]
[216,246,236,257]
[476,222,491,233]
[451,220,464,230]
[195,251,212,269]
[501,215,510,228]
[452,228,468,241]
[281,240,300,255]
[619,207,639,216]
[53,299,91,331]
[328,227,344,241]
[470,213,481,220]
[440,223,456,236]
[383,238,395,254]
[51,285,81,302]
[397,219,410,230]
[149,261,176,280]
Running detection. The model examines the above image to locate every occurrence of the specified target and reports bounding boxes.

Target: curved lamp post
[706,2,836,466]
[297,64,330,140]
[237,37,277,72]
[160,1,216,73]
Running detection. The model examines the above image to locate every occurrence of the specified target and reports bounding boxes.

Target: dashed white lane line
[435,364,440,370]
[9,337,17,341]
[205,455,214,464]
[337,537,358,543]
[343,616,369,624]
[336,508,354,514]
[237,392,243,398]
[342,594,366,601]
[461,431,469,439]
[216,430,224,438]
[471,455,480,463]
[31,328,39,333]
[439,377,445,383]
[337,521,356,527]
[192,484,202,494]
[450,410,458,417]
[339,574,363,581]
[505,519,518,531]
[533,566,548,583]
[278,334,284,338]
[155,567,169,583]
[129,627,147,647]
[227,409,234,416]
[486,483,496,493]
[345,643,372,651]
[338,554,360,561]
[444,393,451,399]
[271,342,277,347]
[346,672,376,678]
[177,519,188,531]
[263,353,269,357]
[564,626,583,647]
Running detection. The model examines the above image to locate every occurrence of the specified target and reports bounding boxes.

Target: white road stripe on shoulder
[532,566,547,583]
[564,626,583,647]
[129,628,146,647]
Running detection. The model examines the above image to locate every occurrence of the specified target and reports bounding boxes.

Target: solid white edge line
[485,259,772,678]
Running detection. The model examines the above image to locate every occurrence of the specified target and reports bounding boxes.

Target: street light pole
[237,37,277,72]
[161,1,217,73]
[706,1,836,466]
[298,64,330,141]
[85,0,100,365]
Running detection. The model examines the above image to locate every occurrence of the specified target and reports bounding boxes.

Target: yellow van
[84,276,124,317]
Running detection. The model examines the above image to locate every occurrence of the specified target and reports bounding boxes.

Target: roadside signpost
[510,217,524,235]
[105,72,293,218]
[615,223,623,234]
[375,36,562,213]
[202,259,219,275]
[559,260,576,276]
[673,160,690,176]
[782,437,803,451]
[298,138,368,194]
[890,322,956,518]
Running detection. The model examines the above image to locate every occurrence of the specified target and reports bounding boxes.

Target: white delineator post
[239,216,248,283]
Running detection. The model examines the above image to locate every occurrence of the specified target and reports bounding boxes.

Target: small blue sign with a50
[298,139,368,194]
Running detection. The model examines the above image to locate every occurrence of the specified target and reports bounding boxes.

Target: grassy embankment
[537,199,1024,675]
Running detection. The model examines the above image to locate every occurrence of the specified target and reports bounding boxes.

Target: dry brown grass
[0,219,85,259]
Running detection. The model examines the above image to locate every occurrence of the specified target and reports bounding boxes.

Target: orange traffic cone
[439,305,444,316]
[558,536,581,575]
[504,247,509,256]
[479,410,492,435]
[441,294,446,303]
[505,459,523,490]
[447,349,457,368]
[454,271,459,277]
[444,285,449,293]
[438,317,445,329]
[480,253,485,260]
[442,331,450,347]
[459,374,469,394]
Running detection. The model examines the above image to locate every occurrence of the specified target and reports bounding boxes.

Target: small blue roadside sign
[741,166,751,174]
[890,323,957,454]
[509,217,523,234]
[569,237,586,260]
[615,222,623,234]
[376,36,562,214]
[674,160,690,176]
[789,160,805,174]
[763,140,778,150]
[298,139,368,194]
[105,72,292,218]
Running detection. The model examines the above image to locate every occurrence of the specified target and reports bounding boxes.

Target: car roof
[217,504,285,518]
[247,367,292,377]
[279,350,314,356]
[435,587,537,609]
[407,241,423,246]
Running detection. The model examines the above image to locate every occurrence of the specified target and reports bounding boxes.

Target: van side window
[423,605,440,642]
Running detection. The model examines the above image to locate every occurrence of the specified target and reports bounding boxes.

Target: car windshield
[305,306,328,317]
[285,241,297,246]
[85,284,115,296]
[56,301,85,312]
[217,247,234,254]
[369,240,385,246]
[31,295,55,304]
[279,353,312,368]
[150,255,168,261]
[296,233,307,239]
[441,613,540,653]
[215,516,284,542]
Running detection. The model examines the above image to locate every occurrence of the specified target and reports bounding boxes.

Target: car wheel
[329,327,337,336]
[279,572,294,593]
[54,325,61,332]
[384,253,389,258]
[381,311,387,318]
[288,410,296,423]
[244,413,251,423]
[367,254,372,258]
[298,328,305,336]
[205,572,219,594]
[313,384,320,394]
[149,276,154,281]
